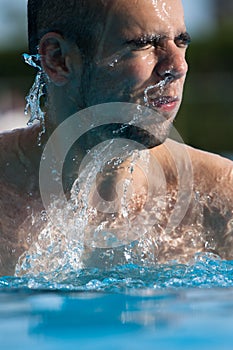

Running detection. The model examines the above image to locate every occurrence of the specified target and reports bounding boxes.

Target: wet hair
[27,0,109,57]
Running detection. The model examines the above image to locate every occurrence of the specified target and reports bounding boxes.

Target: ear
[39,32,81,86]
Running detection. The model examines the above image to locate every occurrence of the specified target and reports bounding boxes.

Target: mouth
[148,96,179,112]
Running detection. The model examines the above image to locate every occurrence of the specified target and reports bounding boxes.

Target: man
[0,0,232,276]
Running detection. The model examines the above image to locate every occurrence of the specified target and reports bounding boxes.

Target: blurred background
[0,0,232,157]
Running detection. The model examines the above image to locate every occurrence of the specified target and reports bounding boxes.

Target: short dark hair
[27,0,109,57]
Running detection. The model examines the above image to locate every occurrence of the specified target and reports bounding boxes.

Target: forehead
[102,0,185,40]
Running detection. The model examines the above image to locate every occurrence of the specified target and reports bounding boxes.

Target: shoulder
[0,124,40,150]
[0,124,41,191]
[161,139,233,199]
[0,125,31,155]
[157,138,233,175]
[183,142,233,182]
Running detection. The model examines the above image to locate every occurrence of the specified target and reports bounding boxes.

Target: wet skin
[42,0,188,137]
[0,0,233,275]
[81,0,188,117]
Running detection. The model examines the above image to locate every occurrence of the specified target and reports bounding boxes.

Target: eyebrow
[125,33,167,45]
[125,31,191,46]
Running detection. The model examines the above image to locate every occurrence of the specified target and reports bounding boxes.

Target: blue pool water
[1,254,233,350]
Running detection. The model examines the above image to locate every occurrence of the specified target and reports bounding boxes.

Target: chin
[144,123,173,149]
[115,120,173,149]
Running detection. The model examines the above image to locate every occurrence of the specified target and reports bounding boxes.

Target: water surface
[1,254,233,350]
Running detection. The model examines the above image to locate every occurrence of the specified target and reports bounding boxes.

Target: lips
[149,96,179,109]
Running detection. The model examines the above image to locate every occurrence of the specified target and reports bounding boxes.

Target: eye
[132,40,154,50]
[175,32,191,48]
[127,35,161,51]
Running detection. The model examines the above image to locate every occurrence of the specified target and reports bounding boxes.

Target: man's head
[28,0,189,141]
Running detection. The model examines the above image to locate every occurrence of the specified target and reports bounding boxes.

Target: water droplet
[40,210,48,222]
[109,58,118,68]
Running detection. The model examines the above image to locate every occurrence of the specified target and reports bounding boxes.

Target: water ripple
[1,253,233,292]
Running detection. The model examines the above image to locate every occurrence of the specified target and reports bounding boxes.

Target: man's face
[79,0,189,132]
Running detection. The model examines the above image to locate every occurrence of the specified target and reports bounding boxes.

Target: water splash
[15,206,85,281]
[15,139,150,279]
[4,253,233,292]
[14,173,233,283]
[144,75,171,107]
[15,125,231,280]
[14,183,203,280]
[23,53,41,70]
[23,53,47,145]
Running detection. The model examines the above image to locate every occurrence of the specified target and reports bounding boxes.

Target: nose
[155,44,188,82]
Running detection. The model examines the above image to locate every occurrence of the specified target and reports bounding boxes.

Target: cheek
[116,53,156,86]
[85,54,156,103]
